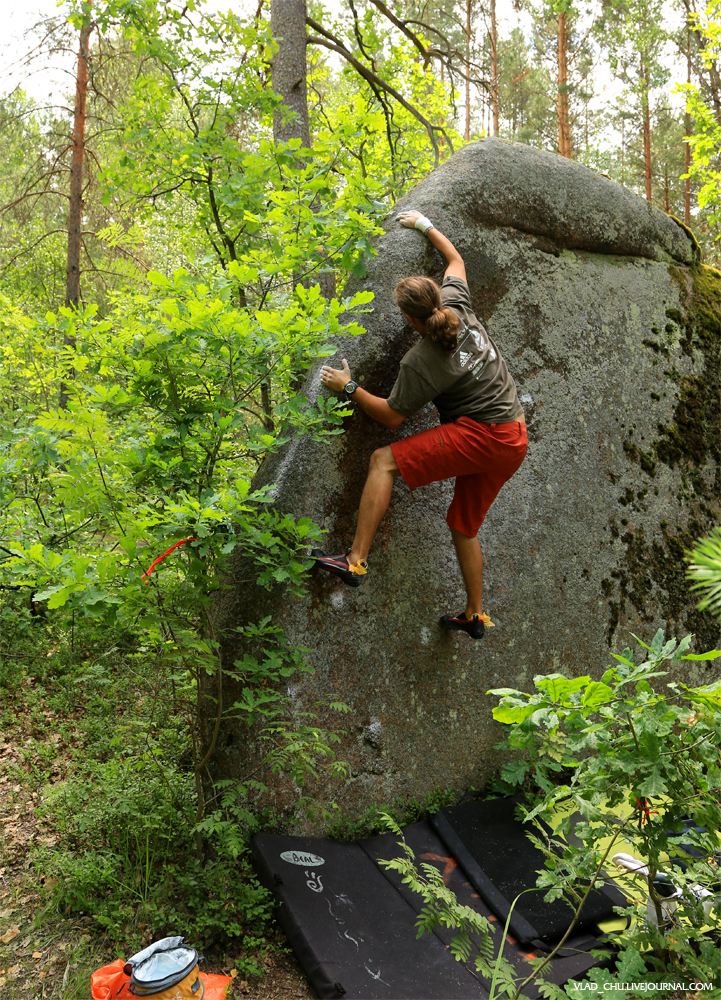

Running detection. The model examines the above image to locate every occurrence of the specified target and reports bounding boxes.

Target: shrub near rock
[488,630,721,994]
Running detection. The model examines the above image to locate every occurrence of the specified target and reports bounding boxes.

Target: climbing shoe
[311,548,368,588]
[439,611,494,640]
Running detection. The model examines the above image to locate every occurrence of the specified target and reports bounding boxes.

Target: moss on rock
[610,264,721,649]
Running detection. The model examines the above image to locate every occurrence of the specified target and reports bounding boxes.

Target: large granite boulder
[213,138,721,821]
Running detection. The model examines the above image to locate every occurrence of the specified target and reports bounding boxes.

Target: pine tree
[599,0,669,200]
[494,26,556,147]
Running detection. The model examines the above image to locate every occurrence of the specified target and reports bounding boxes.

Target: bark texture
[642,63,652,201]
[271,0,310,146]
[464,0,471,141]
[66,21,92,308]
[685,36,692,226]
[212,139,718,825]
[557,12,571,158]
[490,0,499,136]
[60,17,92,409]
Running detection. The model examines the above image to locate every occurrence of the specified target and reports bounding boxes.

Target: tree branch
[344,1,398,163]
[364,0,430,64]
[659,731,714,756]
[306,18,453,164]
[400,17,489,87]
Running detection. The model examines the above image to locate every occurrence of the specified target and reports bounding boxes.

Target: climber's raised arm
[395,211,466,282]
[320,359,405,428]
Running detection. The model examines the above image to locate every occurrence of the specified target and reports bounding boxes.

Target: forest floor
[0,680,317,1000]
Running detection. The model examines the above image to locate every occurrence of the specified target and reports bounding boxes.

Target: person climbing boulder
[213,139,714,819]
[312,210,527,640]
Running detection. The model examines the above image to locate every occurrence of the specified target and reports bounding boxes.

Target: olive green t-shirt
[386,275,524,425]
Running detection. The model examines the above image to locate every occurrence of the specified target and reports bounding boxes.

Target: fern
[687,526,721,617]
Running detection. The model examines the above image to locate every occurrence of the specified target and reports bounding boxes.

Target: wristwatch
[343,380,359,396]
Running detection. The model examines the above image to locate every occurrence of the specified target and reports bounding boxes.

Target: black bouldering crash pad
[431,798,625,945]
[251,812,620,1000]
[251,833,487,999]
[361,821,610,998]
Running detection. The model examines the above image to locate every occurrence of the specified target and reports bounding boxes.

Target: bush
[488,630,721,995]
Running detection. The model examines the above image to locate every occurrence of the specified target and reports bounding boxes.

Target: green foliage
[326,787,456,841]
[687,525,721,616]
[14,638,274,964]
[0,0,467,967]
[378,814,518,999]
[682,81,721,233]
[307,9,463,200]
[494,27,556,148]
[1,269,371,622]
[487,631,721,991]
[0,132,372,956]
[677,2,721,253]
[600,0,670,98]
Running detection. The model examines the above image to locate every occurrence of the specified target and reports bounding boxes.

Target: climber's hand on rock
[321,359,351,392]
[397,210,421,229]
[396,211,434,235]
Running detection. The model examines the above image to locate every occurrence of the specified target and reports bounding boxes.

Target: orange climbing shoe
[439,611,494,640]
[311,548,368,588]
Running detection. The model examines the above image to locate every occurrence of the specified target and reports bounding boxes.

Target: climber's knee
[369,445,400,477]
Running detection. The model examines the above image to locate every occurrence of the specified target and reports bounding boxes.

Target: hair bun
[393,275,460,352]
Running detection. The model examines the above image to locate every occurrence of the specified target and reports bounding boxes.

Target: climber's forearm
[354,388,405,429]
[426,227,466,282]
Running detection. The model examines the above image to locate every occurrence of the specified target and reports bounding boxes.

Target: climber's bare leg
[348,446,401,564]
[450,527,483,618]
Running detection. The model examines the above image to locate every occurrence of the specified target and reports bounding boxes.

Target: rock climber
[312,210,527,640]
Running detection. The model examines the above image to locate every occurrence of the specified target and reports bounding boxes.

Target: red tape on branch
[635,796,659,825]
[141,537,196,585]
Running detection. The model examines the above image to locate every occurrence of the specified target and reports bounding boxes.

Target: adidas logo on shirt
[459,350,472,366]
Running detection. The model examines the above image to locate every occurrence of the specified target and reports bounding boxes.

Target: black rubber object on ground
[251,833,488,999]
[432,797,626,945]
[252,816,619,999]
[361,821,609,998]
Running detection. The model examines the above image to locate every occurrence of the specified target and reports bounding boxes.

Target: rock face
[213,138,721,821]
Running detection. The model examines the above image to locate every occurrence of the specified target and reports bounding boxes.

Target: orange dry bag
[91,937,231,1000]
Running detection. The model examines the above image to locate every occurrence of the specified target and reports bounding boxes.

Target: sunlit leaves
[686,525,721,616]
[485,631,721,983]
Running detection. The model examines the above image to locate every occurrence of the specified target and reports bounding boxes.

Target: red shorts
[390,416,527,536]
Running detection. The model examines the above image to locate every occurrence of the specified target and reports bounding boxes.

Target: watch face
[344,381,357,394]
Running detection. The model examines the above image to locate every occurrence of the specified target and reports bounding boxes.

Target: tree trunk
[642,62,652,201]
[66,20,92,309]
[557,11,571,157]
[271,0,310,146]
[60,14,92,409]
[685,33,692,226]
[272,1,334,296]
[261,381,274,432]
[490,0,499,136]
[465,0,471,141]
